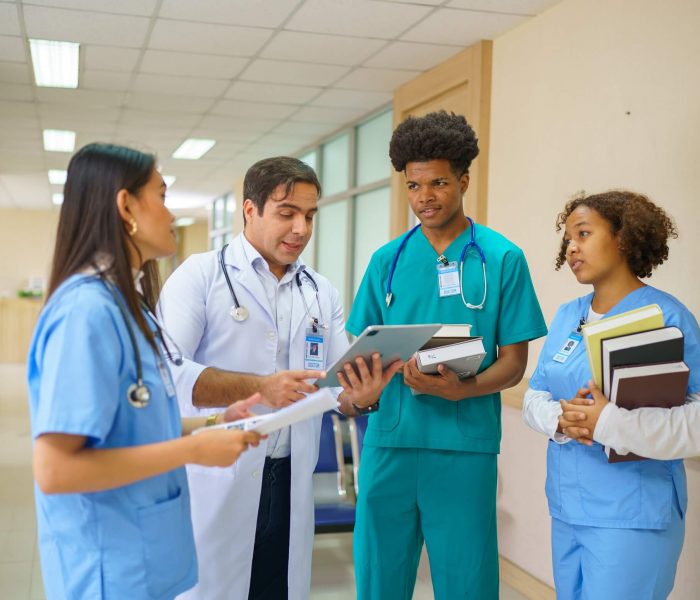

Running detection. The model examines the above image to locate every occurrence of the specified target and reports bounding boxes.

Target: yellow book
[581,304,664,387]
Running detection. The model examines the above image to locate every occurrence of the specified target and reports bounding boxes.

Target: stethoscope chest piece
[230,305,249,322]
[127,382,151,408]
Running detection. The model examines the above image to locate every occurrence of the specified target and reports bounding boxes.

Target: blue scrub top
[27,275,197,599]
[348,222,547,453]
[530,285,700,529]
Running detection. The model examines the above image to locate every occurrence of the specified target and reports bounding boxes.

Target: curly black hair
[555,190,678,278]
[389,110,479,176]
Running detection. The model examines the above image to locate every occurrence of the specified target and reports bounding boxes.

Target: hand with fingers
[189,429,262,467]
[558,380,610,445]
[402,356,464,401]
[221,392,262,423]
[259,370,326,408]
[337,353,403,412]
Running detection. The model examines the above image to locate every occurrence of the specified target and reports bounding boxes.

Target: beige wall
[489,0,700,596]
[0,209,58,297]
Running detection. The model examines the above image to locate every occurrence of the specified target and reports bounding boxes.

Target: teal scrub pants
[551,503,685,600]
[353,445,499,600]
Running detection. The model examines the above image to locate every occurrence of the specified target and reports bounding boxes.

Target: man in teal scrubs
[348,111,547,599]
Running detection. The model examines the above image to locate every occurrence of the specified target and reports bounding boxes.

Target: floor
[0,363,527,599]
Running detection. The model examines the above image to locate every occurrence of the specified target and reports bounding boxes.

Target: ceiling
[0,0,560,217]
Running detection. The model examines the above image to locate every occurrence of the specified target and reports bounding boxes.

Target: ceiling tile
[140,49,248,79]
[311,88,391,110]
[446,0,559,15]
[84,45,141,72]
[149,20,273,56]
[0,100,40,118]
[23,6,151,47]
[290,105,365,125]
[81,70,132,91]
[21,0,158,16]
[261,31,386,66]
[224,81,321,105]
[35,88,126,107]
[123,92,214,114]
[37,103,121,123]
[197,114,282,133]
[132,73,230,98]
[271,120,333,137]
[210,99,299,120]
[188,127,260,143]
[287,0,432,39]
[120,108,202,128]
[0,84,33,102]
[401,7,526,45]
[364,41,459,70]
[199,141,250,161]
[0,3,20,35]
[0,173,52,209]
[240,59,349,87]
[0,62,31,85]
[334,67,420,91]
[158,0,300,28]
[0,153,45,173]
[382,0,443,4]
[0,35,26,62]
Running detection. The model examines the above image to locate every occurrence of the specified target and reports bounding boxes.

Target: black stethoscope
[100,277,183,408]
[385,216,487,310]
[218,243,326,331]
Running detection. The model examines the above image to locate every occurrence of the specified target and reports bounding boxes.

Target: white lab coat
[158,234,349,600]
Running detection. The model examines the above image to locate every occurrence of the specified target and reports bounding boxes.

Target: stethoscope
[100,277,183,408]
[218,243,326,331]
[385,216,487,310]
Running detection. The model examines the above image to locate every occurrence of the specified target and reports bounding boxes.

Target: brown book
[606,361,689,463]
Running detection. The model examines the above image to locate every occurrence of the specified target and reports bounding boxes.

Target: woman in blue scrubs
[522,190,700,600]
[28,143,261,599]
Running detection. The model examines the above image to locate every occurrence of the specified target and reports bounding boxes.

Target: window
[209,192,236,250]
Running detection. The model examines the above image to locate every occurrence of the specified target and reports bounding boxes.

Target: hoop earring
[127,218,138,236]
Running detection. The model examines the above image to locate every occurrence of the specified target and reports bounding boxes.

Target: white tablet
[319,324,441,388]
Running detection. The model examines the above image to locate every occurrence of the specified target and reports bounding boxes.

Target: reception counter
[0,298,43,363]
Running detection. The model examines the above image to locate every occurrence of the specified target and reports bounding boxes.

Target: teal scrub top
[530,286,700,529]
[348,222,547,453]
[27,275,197,600]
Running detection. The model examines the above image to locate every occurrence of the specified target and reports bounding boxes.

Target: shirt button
[267,331,276,340]
[252,470,260,478]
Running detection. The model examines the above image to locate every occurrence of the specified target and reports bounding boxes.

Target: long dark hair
[47,143,161,350]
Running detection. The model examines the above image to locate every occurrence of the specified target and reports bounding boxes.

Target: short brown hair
[555,190,678,278]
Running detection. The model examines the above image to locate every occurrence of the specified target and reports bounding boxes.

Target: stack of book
[581,304,689,462]
[415,323,486,379]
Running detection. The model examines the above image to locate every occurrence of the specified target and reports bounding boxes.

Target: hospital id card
[553,332,582,363]
[304,328,325,370]
[437,262,460,298]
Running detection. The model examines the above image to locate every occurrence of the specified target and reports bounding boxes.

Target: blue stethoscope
[219,243,326,331]
[385,216,487,310]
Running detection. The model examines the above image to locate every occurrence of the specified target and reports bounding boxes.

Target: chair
[313,412,356,534]
[348,415,368,496]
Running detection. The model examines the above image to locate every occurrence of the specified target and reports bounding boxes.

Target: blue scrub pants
[551,505,684,600]
[354,446,498,600]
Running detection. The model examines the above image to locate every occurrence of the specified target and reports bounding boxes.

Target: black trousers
[248,456,291,600]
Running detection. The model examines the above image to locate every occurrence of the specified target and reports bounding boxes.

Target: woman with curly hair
[522,190,700,599]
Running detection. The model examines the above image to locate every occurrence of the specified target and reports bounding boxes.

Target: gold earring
[127,218,138,236]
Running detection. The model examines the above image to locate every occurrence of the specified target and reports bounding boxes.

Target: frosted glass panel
[316,200,348,308]
[321,134,349,197]
[353,187,390,295]
[356,110,392,186]
[300,229,316,270]
[299,150,317,172]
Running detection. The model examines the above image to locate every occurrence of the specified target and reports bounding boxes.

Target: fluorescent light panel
[52,193,64,206]
[175,217,195,227]
[43,129,76,152]
[172,139,216,160]
[29,39,80,89]
[48,169,67,185]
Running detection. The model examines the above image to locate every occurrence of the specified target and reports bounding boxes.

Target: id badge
[553,332,582,363]
[437,261,460,297]
[157,356,177,397]
[304,328,325,370]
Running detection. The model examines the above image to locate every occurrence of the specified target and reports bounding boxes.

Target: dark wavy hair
[47,143,161,350]
[389,110,479,176]
[555,190,678,278]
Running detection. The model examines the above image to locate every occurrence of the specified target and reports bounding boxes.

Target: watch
[352,400,380,416]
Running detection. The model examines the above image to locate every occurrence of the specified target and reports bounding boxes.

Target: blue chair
[313,412,356,533]
[348,415,368,496]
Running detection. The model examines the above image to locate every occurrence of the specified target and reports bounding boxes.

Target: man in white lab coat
[159,156,400,600]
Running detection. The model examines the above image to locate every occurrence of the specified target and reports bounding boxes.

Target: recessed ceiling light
[162,175,176,187]
[172,139,216,160]
[48,169,67,185]
[43,129,76,152]
[52,193,64,206]
[29,39,80,89]
[175,217,195,227]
